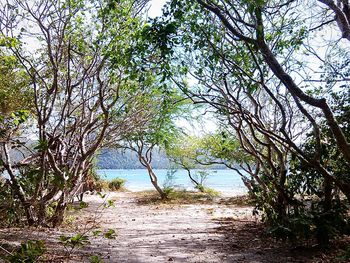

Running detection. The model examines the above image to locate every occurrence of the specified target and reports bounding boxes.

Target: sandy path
[0,191,258,263]
[74,192,255,263]
[2,192,340,262]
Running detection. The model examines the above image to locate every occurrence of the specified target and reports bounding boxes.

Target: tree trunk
[24,201,35,226]
[185,168,203,192]
[50,194,67,227]
[143,160,167,199]
[336,181,350,205]
[324,177,333,211]
[275,169,288,219]
[36,200,48,226]
[314,177,333,247]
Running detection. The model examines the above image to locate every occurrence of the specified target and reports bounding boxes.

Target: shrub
[108,178,126,191]
[337,246,350,261]
[2,240,46,263]
[103,229,117,239]
[195,184,205,192]
[59,233,90,250]
[94,179,109,192]
[0,178,27,227]
[90,255,104,263]
[163,186,175,196]
[202,187,220,197]
[267,199,350,246]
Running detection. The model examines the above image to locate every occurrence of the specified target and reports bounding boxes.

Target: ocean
[96,169,247,196]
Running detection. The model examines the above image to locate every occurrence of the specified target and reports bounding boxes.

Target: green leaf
[103,229,117,239]
[89,255,104,263]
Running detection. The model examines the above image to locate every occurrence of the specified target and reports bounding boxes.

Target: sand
[0,191,348,262]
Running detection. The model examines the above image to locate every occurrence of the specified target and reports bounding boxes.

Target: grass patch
[202,187,221,197]
[135,189,221,205]
[134,190,254,207]
[108,178,126,191]
[95,178,128,192]
[218,195,254,206]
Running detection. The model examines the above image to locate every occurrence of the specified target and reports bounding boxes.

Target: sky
[148,0,168,18]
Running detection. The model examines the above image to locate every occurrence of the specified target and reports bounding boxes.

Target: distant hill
[96,148,229,170]
[96,148,171,169]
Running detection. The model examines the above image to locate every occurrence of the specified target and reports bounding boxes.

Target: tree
[139,0,350,244]
[182,1,350,197]
[167,135,206,191]
[0,0,148,226]
[117,79,188,199]
[290,89,350,204]
[142,0,350,204]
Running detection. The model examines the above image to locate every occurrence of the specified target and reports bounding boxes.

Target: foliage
[198,132,253,167]
[92,229,117,239]
[0,0,150,227]
[167,134,231,170]
[94,181,108,192]
[290,90,350,187]
[267,199,350,246]
[201,187,220,197]
[108,178,126,191]
[89,255,104,263]
[141,0,350,247]
[63,215,76,226]
[59,233,90,254]
[103,229,117,239]
[0,0,349,254]
[195,184,205,192]
[167,133,244,193]
[1,240,46,263]
[337,246,350,261]
[116,81,191,198]
[279,90,350,245]
[104,199,115,208]
[163,169,177,189]
[0,181,25,227]
[166,135,200,170]
[193,170,209,187]
[0,50,32,116]
[79,201,89,209]
[163,186,175,196]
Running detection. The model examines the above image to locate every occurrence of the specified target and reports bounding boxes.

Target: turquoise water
[97,169,247,196]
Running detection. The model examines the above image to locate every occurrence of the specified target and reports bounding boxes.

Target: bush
[0,180,26,227]
[267,199,350,246]
[59,233,90,250]
[195,184,205,192]
[337,246,350,261]
[2,240,46,263]
[108,178,126,191]
[163,186,175,196]
[94,179,109,192]
[90,255,104,263]
[202,187,220,197]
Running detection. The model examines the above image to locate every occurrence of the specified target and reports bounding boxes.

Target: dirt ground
[0,191,349,262]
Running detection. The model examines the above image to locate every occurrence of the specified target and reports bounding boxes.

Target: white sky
[148,0,168,18]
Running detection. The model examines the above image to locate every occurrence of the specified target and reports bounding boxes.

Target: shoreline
[116,187,248,197]
[96,168,247,197]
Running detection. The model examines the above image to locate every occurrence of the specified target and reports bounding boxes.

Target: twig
[0,244,13,256]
